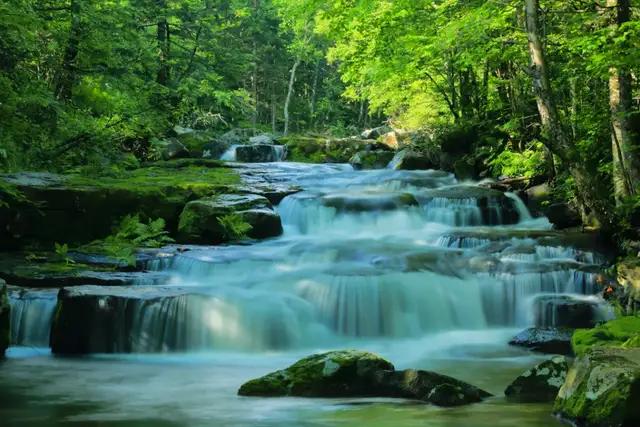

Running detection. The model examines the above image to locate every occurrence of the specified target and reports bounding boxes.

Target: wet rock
[349,150,396,170]
[50,286,190,354]
[235,144,286,162]
[321,192,418,213]
[361,126,393,140]
[232,184,301,205]
[509,327,574,355]
[238,350,491,405]
[202,140,231,159]
[525,184,581,229]
[156,139,190,161]
[177,194,283,243]
[389,149,439,171]
[533,295,602,329]
[0,280,9,356]
[505,356,568,402]
[238,350,395,397]
[554,348,640,427]
[249,134,275,145]
[373,369,491,406]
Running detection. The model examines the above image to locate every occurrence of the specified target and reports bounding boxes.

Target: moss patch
[572,316,640,356]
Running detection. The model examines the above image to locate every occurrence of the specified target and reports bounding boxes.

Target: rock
[525,184,581,229]
[235,144,286,162]
[505,356,569,402]
[373,369,491,406]
[238,350,491,405]
[249,134,275,145]
[571,316,640,357]
[0,279,9,356]
[219,128,256,145]
[50,286,192,354]
[381,131,401,150]
[388,149,439,170]
[282,136,371,163]
[177,194,283,243]
[423,185,521,225]
[202,141,231,159]
[157,139,190,161]
[361,126,393,140]
[533,295,603,329]
[349,150,396,170]
[509,327,574,355]
[238,350,395,397]
[321,192,418,213]
[615,259,640,315]
[554,348,640,427]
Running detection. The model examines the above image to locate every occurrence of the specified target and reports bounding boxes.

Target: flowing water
[1,162,610,426]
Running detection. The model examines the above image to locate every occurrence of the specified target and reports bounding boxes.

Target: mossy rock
[238,350,395,397]
[572,316,640,356]
[509,327,574,355]
[0,280,10,357]
[177,194,282,244]
[505,356,569,402]
[554,348,640,427]
[349,150,395,170]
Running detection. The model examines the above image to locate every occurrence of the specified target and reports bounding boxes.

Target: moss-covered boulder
[554,348,640,427]
[238,350,491,406]
[571,316,640,356]
[505,356,569,402]
[349,150,395,170]
[238,350,395,397]
[177,194,282,243]
[282,136,371,163]
[509,327,574,355]
[388,148,439,170]
[0,279,10,357]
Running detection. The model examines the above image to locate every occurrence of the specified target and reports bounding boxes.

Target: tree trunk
[55,0,81,100]
[283,57,300,136]
[156,0,170,86]
[309,59,321,127]
[524,0,610,228]
[608,0,639,203]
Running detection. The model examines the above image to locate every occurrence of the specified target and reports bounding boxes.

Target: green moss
[572,316,640,356]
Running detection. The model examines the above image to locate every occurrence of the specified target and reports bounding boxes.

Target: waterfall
[9,289,57,347]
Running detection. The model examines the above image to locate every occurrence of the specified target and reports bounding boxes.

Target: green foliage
[490,143,546,179]
[572,316,640,356]
[54,243,75,266]
[217,214,253,240]
[80,214,174,265]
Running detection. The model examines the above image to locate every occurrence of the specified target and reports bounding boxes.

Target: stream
[0,162,609,426]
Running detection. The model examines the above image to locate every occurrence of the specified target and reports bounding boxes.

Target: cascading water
[9,288,57,347]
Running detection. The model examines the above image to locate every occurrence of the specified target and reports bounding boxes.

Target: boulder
[0,279,9,356]
[249,134,275,145]
[238,350,395,397]
[238,350,491,406]
[615,259,640,315]
[505,356,569,402]
[388,149,439,171]
[509,327,574,355]
[525,184,581,229]
[554,348,640,427]
[219,128,255,145]
[321,192,418,213]
[361,126,393,140]
[156,139,190,161]
[349,150,396,170]
[533,295,603,329]
[202,141,231,159]
[177,194,283,243]
[235,144,286,162]
[373,369,491,406]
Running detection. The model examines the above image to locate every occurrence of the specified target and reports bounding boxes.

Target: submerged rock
[177,194,283,243]
[505,356,568,402]
[0,280,10,356]
[509,327,574,355]
[321,192,418,213]
[238,350,491,406]
[349,150,395,170]
[554,348,640,427]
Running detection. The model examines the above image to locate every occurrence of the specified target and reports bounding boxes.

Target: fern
[218,214,252,240]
